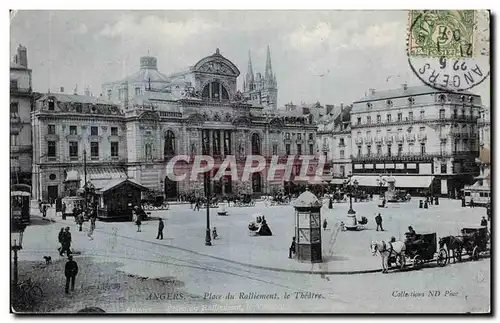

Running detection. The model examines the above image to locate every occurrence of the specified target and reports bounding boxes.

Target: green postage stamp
[408,10,476,58]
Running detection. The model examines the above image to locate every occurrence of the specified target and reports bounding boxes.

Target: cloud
[75,23,88,35]
[97,15,220,43]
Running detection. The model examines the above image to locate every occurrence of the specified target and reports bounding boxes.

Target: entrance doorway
[47,185,58,202]
[164,177,178,199]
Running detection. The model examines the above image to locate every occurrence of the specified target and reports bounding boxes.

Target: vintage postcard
[9,9,491,314]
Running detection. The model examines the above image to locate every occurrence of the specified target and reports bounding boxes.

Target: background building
[243,46,278,109]
[32,49,319,201]
[349,84,481,197]
[10,44,33,186]
[317,104,352,185]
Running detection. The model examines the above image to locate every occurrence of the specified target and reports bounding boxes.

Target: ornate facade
[32,49,319,201]
[349,84,481,196]
[10,45,33,185]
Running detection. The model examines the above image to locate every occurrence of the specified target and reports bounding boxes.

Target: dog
[43,256,52,265]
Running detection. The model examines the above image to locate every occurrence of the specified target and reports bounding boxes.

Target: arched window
[145,143,152,160]
[251,133,261,155]
[202,81,229,101]
[164,130,176,157]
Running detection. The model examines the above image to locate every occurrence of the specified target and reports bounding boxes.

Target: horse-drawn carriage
[343,215,368,231]
[387,190,411,203]
[372,232,447,273]
[234,194,256,207]
[248,214,272,236]
[438,226,490,264]
[269,195,290,206]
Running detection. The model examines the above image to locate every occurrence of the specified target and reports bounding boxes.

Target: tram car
[11,184,31,224]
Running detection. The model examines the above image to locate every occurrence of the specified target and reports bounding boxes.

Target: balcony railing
[406,134,416,142]
[351,115,480,128]
[395,134,405,142]
[374,136,384,143]
[352,150,478,161]
[364,137,373,143]
[417,133,427,141]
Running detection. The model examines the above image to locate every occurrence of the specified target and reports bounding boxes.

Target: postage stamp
[9,9,491,315]
[407,10,490,92]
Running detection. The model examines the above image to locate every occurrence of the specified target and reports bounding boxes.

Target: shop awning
[73,166,128,189]
[352,175,434,188]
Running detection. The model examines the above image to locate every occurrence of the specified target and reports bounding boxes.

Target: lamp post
[83,149,88,213]
[343,174,359,215]
[11,221,26,290]
[204,172,212,246]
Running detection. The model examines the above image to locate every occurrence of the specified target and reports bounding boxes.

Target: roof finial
[216,48,220,55]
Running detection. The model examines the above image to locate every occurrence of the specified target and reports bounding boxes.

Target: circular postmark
[407,10,490,92]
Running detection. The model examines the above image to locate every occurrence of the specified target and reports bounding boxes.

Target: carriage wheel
[437,248,448,267]
[472,246,480,261]
[454,248,462,262]
[412,255,423,270]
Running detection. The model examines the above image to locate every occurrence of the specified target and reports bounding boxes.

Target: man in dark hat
[156,218,164,240]
[64,255,78,294]
[375,213,384,231]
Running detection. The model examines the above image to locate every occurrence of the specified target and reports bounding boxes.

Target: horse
[370,240,406,273]
[438,236,464,263]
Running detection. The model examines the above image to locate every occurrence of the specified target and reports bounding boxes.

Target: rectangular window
[48,141,56,157]
[111,142,119,157]
[91,142,99,157]
[286,144,291,155]
[118,89,124,101]
[91,126,98,136]
[309,144,314,155]
[420,143,426,155]
[367,116,371,124]
[10,80,18,90]
[48,99,55,111]
[439,109,445,119]
[453,109,458,119]
[409,143,414,154]
[107,89,112,100]
[357,145,362,156]
[308,133,314,140]
[70,125,77,135]
[212,130,221,155]
[377,145,382,155]
[408,111,413,121]
[387,114,392,123]
[286,133,290,140]
[69,141,78,157]
[441,164,447,174]
[398,144,403,156]
[224,130,232,155]
[420,110,425,120]
[202,130,210,155]
[111,127,118,136]
[273,144,278,155]
[387,145,392,157]
[340,150,344,159]
[297,144,302,155]
[10,102,19,118]
[135,87,141,96]
[297,133,302,140]
[366,145,371,157]
[10,134,18,146]
[357,117,361,125]
[48,125,56,135]
[377,115,381,124]
[454,139,459,152]
[340,138,345,146]
[397,113,402,122]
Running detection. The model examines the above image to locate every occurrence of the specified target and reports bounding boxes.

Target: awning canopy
[352,175,434,188]
[73,166,128,189]
[97,179,149,194]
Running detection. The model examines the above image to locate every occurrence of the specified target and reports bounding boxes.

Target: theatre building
[349,84,481,196]
[32,49,320,201]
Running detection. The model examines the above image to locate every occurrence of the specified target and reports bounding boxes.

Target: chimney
[123,83,129,109]
[369,88,376,96]
[402,83,408,91]
[60,87,64,93]
[17,45,28,68]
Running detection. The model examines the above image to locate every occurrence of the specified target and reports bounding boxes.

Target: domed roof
[294,190,322,208]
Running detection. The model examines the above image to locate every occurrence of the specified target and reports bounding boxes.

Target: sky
[10,10,490,107]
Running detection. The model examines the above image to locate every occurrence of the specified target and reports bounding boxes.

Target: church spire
[265,44,273,81]
[245,49,254,92]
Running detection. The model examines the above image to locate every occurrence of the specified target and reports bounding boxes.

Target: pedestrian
[60,227,72,257]
[57,228,65,253]
[480,216,488,227]
[156,218,164,240]
[136,217,142,232]
[323,218,328,230]
[470,198,475,208]
[64,255,78,294]
[38,199,42,213]
[42,204,47,218]
[90,216,96,231]
[62,202,67,220]
[288,237,296,259]
[375,213,384,231]
[212,227,218,240]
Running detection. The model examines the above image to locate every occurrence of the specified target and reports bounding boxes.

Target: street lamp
[11,220,26,290]
[83,149,88,213]
[343,174,359,215]
[204,172,212,246]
